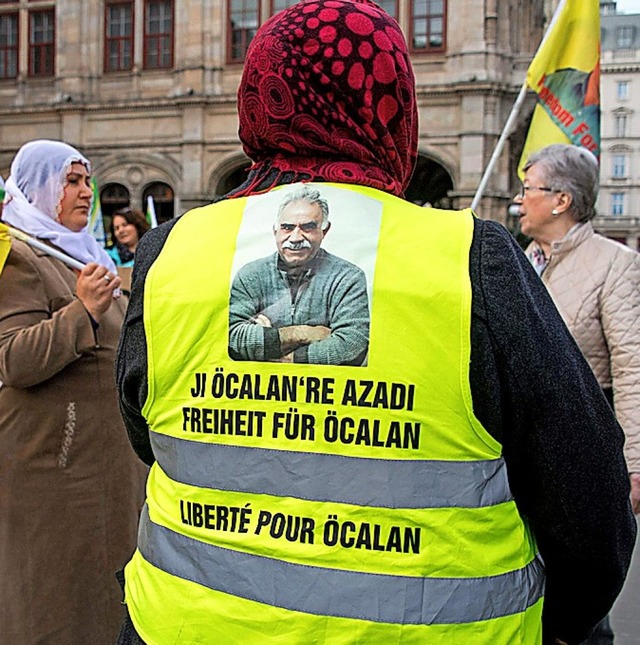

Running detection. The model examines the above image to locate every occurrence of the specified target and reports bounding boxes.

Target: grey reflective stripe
[138,506,545,625]
[151,432,513,509]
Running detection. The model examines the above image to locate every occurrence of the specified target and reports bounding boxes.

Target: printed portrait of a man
[228,185,370,365]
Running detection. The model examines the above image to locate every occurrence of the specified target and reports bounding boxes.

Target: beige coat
[0,239,148,644]
[528,223,640,472]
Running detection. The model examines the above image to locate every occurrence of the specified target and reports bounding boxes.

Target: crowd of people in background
[0,1,637,644]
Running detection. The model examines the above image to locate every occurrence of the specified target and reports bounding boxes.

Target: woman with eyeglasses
[515,142,640,644]
[107,207,150,268]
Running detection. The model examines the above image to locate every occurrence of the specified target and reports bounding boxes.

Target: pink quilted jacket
[528,223,640,473]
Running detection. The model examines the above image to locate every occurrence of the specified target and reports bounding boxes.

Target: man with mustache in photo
[228,185,370,366]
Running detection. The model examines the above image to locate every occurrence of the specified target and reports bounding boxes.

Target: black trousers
[582,616,615,645]
[115,569,146,645]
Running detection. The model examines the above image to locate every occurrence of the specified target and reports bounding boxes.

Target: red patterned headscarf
[235,0,418,198]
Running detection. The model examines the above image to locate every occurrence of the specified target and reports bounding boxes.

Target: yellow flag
[519,0,600,176]
[0,222,11,277]
[89,177,107,247]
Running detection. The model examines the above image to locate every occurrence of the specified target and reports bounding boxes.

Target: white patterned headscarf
[2,139,115,271]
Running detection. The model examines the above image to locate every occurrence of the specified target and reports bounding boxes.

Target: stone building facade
[0,0,545,232]
[596,3,640,250]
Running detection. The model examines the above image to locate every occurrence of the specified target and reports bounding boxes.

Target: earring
[551,209,559,217]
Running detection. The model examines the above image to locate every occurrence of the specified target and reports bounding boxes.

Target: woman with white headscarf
[0,140,148,644]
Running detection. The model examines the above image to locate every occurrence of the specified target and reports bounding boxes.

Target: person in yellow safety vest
[114,1,637,644]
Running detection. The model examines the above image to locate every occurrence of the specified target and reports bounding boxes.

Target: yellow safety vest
[125,183,544,644]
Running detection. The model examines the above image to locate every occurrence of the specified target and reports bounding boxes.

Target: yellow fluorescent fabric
[519,0,600,175]
[146,465,535,579]
[130,183,543,643]
[0,223,11,277]
[126,552,544,645]
[142,186,498,461]
[527,0,599,79]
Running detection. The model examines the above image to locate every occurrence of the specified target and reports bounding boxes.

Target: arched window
[215,162,251,197]
[405,154,453,209]
[101,183,130,215]
[100,183,131,245]
[143,182,174,225]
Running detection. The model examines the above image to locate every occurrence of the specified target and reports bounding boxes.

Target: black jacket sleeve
[468,219,636,645]
[115,213,637,644]
[115,219,179,466]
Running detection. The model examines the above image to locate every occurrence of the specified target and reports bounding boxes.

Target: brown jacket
[0,239,148,644]
[528,223,640,472]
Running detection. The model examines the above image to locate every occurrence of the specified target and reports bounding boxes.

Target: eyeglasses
[517,184,560,199]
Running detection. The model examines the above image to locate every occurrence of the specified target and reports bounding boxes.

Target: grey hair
[274,185,330,230]
[523,144,599,223]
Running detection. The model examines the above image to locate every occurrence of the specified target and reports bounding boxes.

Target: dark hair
[109,207,150,243]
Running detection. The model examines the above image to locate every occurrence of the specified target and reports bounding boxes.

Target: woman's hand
[76,262,121,322]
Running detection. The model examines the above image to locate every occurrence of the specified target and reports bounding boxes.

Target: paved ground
[611,518,640,644]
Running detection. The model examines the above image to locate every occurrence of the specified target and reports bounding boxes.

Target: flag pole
[470,82,528,211]
[5,225,85,270]
[146,195,158,228]
[470,0,568,212]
